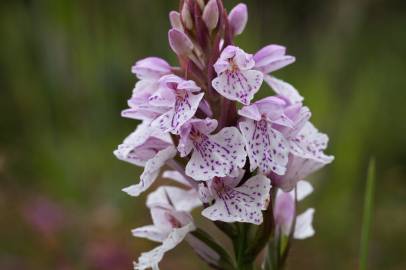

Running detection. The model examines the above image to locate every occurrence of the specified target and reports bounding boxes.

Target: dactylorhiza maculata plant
[114,1,334,269]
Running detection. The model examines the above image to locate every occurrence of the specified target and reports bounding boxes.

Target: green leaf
[359,158,376,270]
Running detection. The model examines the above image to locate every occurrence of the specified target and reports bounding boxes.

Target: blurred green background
[1,0,405,269]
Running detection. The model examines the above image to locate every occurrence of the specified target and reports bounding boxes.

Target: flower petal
[132,225,168,243]
[255,55,295,74]
[134,222,196,270]
[234,48,255,70]
[162,170,191,187]
[185,127,246,181]
[198,183,214,204]
[240,119,289,175]
[177,122,195,157]
[255,96,291,126]
[294,208,315,239]
[147,186,202,212]
[114,123,172,167]
[277,105,311,139]
[148,86,176,107]
[131,57,170,80]
[201,175,271,224]
[274,155,327,192]
[274,191,295,236]
[296,180,313,201]
[122,146,177,197]
[122,105,168,122]
[188,118,218,135]
[198,98,213,117]
[122,80,168,121]
[254,45,287,67]
[130,80,161,106]
[149,206,192,232]
[238,104,261,121]
[152,92,204,133]
[263,75,303,104]
[212,70,263,105]
[274,122,333,191]
[290,122,334,162]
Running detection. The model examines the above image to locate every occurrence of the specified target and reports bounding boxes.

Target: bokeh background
[1,0,405,269]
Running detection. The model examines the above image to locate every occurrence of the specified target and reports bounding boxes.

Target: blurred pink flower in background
[85,239,132,270]
[21,196,66,239]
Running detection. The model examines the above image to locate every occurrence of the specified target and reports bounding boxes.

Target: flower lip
[212,46,263,105]
[180,119,247,181]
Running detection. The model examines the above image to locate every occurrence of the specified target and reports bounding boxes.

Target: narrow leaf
[359,158,376,270]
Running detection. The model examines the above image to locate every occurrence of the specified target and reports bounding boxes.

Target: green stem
[190,228,236,270]
[233,223,254,270]
[246,196,275,259]
[214,220,238,238]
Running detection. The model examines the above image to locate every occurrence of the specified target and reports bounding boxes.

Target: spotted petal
[212,70,263,105]
[275,122,334,191]
[201,175,271,224]
[122,146,177,197]
[122,80,168,121]
[114,123,172,167]
[185,127,246,181]
[152,92,204,133]
[130,80,161,106]
[290,122,333,162]
[134,222,196,270]
[240,118,289,175]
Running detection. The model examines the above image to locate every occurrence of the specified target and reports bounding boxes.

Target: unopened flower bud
[203,0,219,31]
[169,11,183,30]
[196,0,205,10]
[274,191,295,236]
[228,3,248,36]
[181,2,194,30]
[168,29,194,56]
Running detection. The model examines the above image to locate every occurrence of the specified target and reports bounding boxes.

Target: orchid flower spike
[115,0,334,268]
